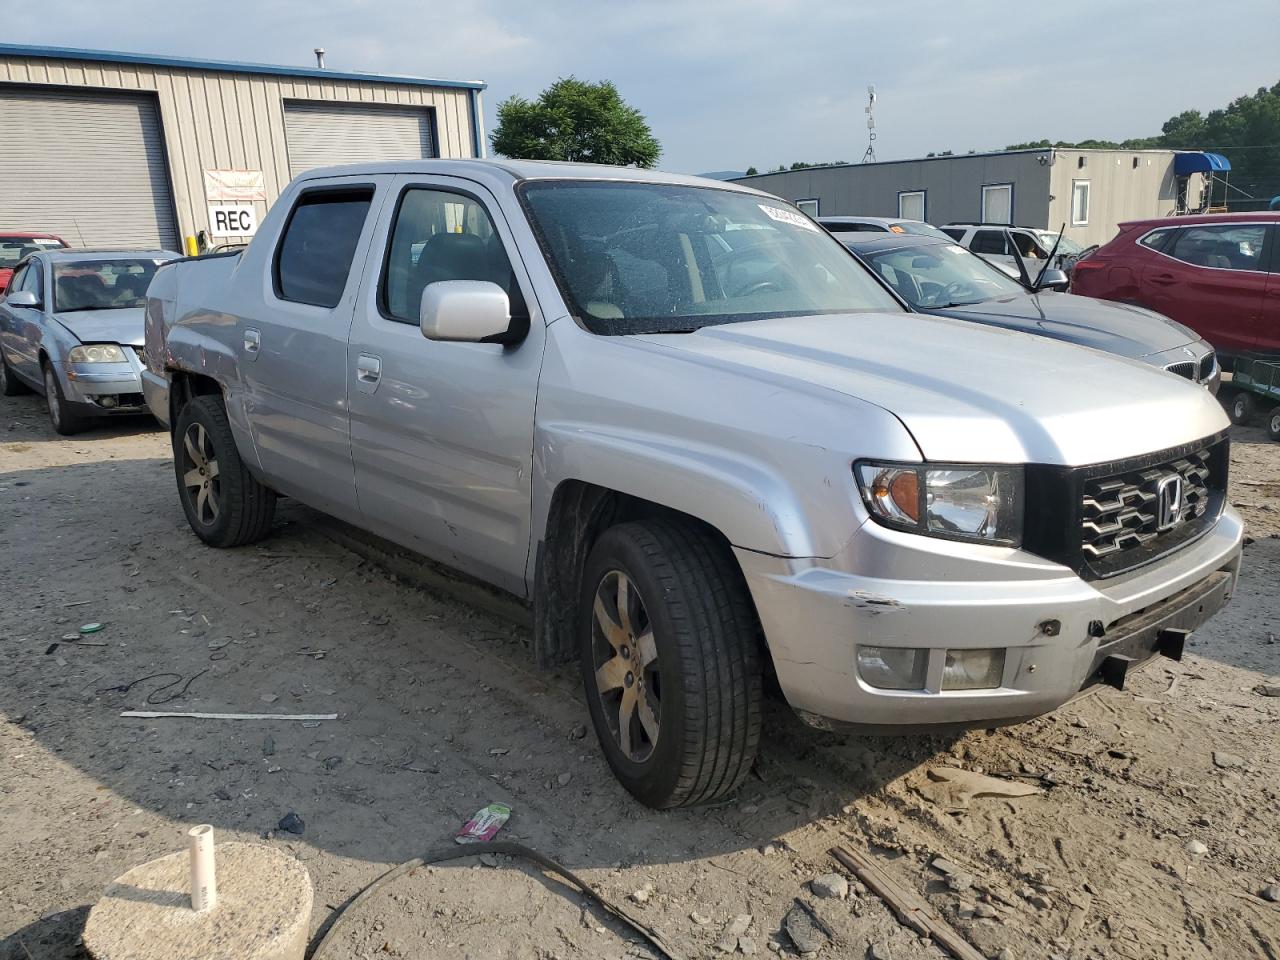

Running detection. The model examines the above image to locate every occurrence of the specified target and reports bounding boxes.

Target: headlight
[68,344,127,363]
[855,461,1023,545]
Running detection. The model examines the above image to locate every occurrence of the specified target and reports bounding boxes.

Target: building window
[1071,180,1090,226]
[898,190,926,221]
[981,183,1013,224]
[795,198,819,217]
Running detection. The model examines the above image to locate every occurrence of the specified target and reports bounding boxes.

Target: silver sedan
[0,248,178,434]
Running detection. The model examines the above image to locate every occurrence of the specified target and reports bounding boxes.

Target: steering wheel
[938,280,972,305]
[731,279,783,298]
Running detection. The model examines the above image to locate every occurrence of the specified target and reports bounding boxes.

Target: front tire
[1268,406,1280,443]
[43,362,88,435]
[173,394,276,547]
[579,519,762,809]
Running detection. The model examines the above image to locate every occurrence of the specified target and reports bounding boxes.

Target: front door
[1141,222,1269,356]
[2,260,46,382]
[239,177,387,522]
[1258,225,1280,354]
[347,175,545,596]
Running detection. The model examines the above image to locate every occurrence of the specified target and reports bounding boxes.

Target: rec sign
[207,203,258,238]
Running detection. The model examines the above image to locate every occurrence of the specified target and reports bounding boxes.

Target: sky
[4,0,1277,174]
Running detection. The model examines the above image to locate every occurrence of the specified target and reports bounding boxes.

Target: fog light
[942,648,1006,690]
[857,646,927,690]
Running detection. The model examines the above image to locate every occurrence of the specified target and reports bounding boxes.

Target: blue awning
[1174,152,1231,175]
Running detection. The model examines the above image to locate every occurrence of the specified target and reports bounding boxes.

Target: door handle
[1149,274,1177,286]
[356,354,382,385]
[243,327,261,355]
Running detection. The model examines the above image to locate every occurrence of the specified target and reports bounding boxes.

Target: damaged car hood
[635,312,1228,466]
[53,308,145,346]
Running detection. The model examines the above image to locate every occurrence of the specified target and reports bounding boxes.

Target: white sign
[204,169,267,202]
[207,203,258,237]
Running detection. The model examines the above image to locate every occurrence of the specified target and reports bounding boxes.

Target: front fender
[534,420,851,560]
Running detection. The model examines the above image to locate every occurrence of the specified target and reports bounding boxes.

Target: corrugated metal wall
[0,54,478,246]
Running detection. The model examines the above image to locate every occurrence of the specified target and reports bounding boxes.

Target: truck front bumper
[736,507,1244,730]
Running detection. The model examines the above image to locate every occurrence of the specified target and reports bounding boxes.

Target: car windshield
[861,242,1027,308]
[1033,231,1083,255]
[52,259,162,312]
[0,237,63,268]
[891,222,954,240]
[519,181,903,334]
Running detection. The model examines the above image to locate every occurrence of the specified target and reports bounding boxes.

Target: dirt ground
[1,391,1277,960]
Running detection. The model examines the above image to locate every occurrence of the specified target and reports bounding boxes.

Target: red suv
[0,233,69,292]
[1072,213,1279,361]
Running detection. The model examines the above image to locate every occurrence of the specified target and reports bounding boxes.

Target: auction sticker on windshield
[758,204,820,232]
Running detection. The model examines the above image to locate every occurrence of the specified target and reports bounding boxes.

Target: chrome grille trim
[1164,360,1196,381]
[1080,450,1212,561]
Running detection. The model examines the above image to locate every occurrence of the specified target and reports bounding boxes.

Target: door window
[381,187,525,324]
[1138,228,1175,252]
[981,184,1013,224]
[1009,232,1044,259]
[274,188,375,308]
[23,260,43,300]
[7,264,29,297]
[1168,224,1267,272]
[970,230,1009,256]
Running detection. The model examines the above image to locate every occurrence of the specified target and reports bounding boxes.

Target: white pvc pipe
[188,824,217,912]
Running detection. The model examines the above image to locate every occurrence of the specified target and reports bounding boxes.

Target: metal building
[0,43,486,252]
[735,148,1210,248]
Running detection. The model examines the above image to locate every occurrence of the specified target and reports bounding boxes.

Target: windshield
[0,237,63,268]
[1033,231,1083,255]
[861,243,1026,308]
[52,259,162,312]
[519,181,902,334]
[892,222,954,240]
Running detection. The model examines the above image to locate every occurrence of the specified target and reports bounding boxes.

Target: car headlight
[854,462,1023,545]
[68,344,127,363]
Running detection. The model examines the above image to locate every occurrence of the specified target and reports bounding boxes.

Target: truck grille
[1081,450,1212,561]
[1023,433,1228,580]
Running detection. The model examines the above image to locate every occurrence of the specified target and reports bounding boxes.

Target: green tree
[744,166,758,176]
[490,77,660,167]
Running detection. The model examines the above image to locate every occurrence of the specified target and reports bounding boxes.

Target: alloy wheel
[590,569,661,762]
[181,422,221,526]
[1271,412,1280,436]
[44,368,61,430]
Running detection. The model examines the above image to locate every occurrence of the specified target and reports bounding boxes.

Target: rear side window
[970,230,1009,255]
[275,188,374,308]
[1168,224,1267,272]
[940,227,966,241]
[1138,228,1175,253]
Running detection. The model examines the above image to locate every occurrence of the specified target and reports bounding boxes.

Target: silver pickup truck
[144,160,1243,808]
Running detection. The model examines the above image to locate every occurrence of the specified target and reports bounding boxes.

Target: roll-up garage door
[0,87,179,250]
[284,101,436,179]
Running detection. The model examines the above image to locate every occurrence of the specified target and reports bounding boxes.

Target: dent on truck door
[347,177,544,596]
[241,182,383,522]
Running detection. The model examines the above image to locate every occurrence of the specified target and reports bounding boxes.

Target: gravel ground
[0,393,1277,960]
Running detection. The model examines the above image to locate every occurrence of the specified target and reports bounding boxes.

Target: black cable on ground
[308,841,684,960]
[96,669,209,704]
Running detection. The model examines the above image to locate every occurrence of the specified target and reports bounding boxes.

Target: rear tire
[1228,390,1254,426]
[43,362,88,435]
[0,351,29,396]
[1268,406,1280,443]
[173,394,276,547]
[578,518,762,809]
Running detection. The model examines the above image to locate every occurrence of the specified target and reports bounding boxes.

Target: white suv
[941,223,1087,276]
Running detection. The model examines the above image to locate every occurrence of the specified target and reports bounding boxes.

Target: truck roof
[292,158,772,195]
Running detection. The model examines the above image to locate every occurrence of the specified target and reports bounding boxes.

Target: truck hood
[931,293,1197,360]
[635,312,1227,466]
[53,308,146,346]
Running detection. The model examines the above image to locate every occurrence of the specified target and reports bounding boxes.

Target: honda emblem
[1156,475,1183,531]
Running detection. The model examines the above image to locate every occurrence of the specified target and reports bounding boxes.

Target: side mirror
[1036,269,1070,292]
[6,290,39,308]
[420,280,515,343]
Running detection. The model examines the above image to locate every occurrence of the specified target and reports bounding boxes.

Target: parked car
[818,216,953,240]
[1070,213,1280,362]
[841,233,1220,391]
[941,223,1086,277]
[0,233,68,292]
[0,249,178,433]
[144,161,1241,809]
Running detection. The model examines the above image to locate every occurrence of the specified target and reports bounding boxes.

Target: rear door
[1141,222,1269,355]
[1263,224,1280,354]
[3,260,46,381]
[239,176,389,523]
[346,175,546,596]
